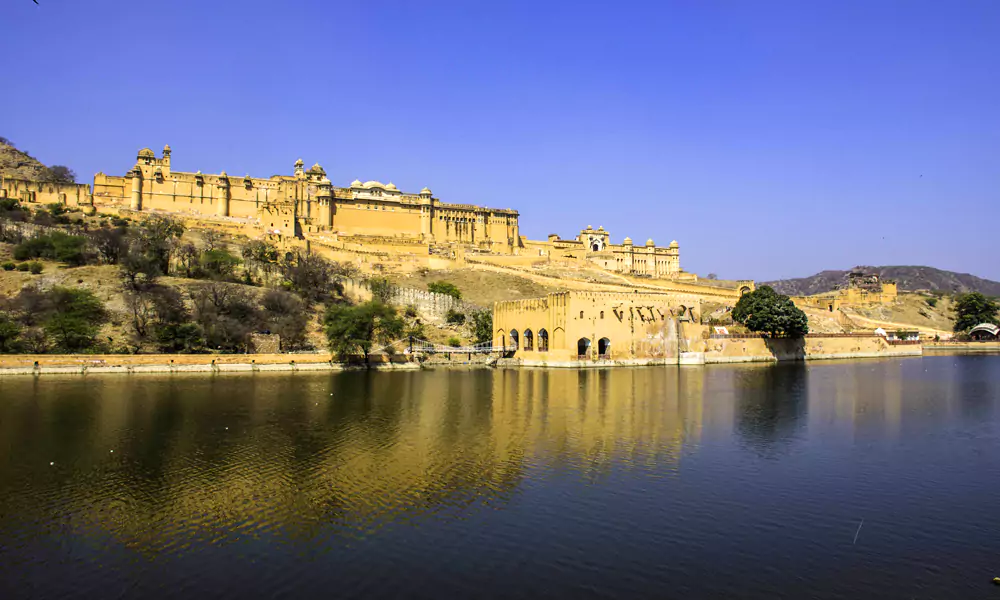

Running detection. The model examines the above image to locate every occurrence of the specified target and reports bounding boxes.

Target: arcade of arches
[493,287,748,364]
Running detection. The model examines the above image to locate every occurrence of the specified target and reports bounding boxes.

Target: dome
[669,240,679,248]
[219,171,228,177]
[350,179,363,187]
[623,237,633,245]
[646,238,655,247]
[363,180,384,188]
[137,148,155,158]
[385,182,398,191]
[294,158,304,167]
[310,163,325,174]
[420,187,432,195]
[163,144,171,153]
[598,225,604,231]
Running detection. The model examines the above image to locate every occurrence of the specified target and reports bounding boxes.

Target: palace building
[524,225,693,280]
[90,145,521,252]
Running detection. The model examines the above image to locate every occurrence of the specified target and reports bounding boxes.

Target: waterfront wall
[0,353,418,376]
[696,335,921,364]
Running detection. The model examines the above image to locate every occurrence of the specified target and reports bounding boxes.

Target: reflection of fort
[0,370,705,549]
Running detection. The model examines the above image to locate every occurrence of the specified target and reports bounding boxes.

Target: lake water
[0,356,998,599]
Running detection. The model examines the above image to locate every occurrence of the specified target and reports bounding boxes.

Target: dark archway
[598,337,611,358]
[524,329,534,351]
[510,330,519,351]
[577,337,591,358]
[538,329,549,351]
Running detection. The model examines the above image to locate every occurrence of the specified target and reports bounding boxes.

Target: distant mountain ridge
[762,266,1000,297]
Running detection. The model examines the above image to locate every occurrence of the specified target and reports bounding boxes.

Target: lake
[0,356,998,599]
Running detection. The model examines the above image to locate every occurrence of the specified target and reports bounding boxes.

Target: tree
[706,273,718,280]
[261,290,310,351]
[470,309,493,344]
[40,287,108,352]
[199,248,241,280]
[280,253,345,304]
[323,301,404,361]
[731,285,809,338]
[90,226,128,264]
[445,308,466,325]
[41,165,76,184]
[369,277,397,304]
[427,281,461,299]
[241,240,279,284]
[192,283,261,352]
[0,312,21,353]
[953,292,999,333]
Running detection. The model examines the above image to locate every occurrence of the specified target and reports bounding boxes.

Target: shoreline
[0,346,951,377]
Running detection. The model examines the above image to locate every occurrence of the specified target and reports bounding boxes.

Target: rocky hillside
[0,137,49,181]
[764,266,1000,297]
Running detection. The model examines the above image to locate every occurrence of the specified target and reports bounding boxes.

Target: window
[579,311,584,319]
[600,311,604,319]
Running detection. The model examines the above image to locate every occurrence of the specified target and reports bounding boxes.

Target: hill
[0,137,49,181]
[763,266,1000,297]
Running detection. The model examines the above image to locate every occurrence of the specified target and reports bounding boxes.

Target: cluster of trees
[0,287,108,353]
[731,286,810,337]
[0,200,500,359]
[952,292,999,333]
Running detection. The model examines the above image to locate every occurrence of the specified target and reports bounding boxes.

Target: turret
[216,172,230,217]
[129,166,142,211]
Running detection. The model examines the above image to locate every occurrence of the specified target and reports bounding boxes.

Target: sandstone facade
[87,145,520,252]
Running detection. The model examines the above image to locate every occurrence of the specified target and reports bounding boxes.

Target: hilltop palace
[0,144,703,281]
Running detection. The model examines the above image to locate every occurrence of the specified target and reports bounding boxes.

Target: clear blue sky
[2,0,998,281]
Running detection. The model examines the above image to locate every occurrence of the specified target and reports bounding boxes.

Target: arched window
[509,329,519,351]
[579,311,584,319]
[538,329,549,351]
[598,337,611,358]
[577,337,591,359]
[523,329,534,351]
[600,311,604,319]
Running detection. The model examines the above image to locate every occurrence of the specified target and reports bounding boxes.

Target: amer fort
[0,144,923,367]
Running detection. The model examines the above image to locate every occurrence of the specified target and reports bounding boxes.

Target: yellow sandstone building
[89,145,521,252]
[494,284,752,366]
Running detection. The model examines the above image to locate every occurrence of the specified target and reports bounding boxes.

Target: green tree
[731,285,809,338]
[323,301,404,361]
[199,248,241,280]
[953,292,999,333]
[0,312,22,352]
[445,308,466,325]
[41,287,108,352]
[470,309,493,344]
[427,281,461,299]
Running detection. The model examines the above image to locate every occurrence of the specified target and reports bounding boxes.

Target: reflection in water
[733,364,808,456]
[0,369,707,552]
[1,358,999,599]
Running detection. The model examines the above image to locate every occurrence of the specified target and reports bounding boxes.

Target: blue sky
[2,0,997,281]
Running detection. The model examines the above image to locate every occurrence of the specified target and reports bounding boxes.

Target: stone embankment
[0,353,418,376]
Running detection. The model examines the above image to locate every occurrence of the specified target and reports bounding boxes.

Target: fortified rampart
[342,278,480,319]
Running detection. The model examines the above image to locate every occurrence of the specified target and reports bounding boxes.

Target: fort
[790,269,898,312]
[1,144,706,282]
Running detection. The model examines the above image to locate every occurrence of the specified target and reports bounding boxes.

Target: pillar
[216,175,230,217]
[130,168,142,211]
